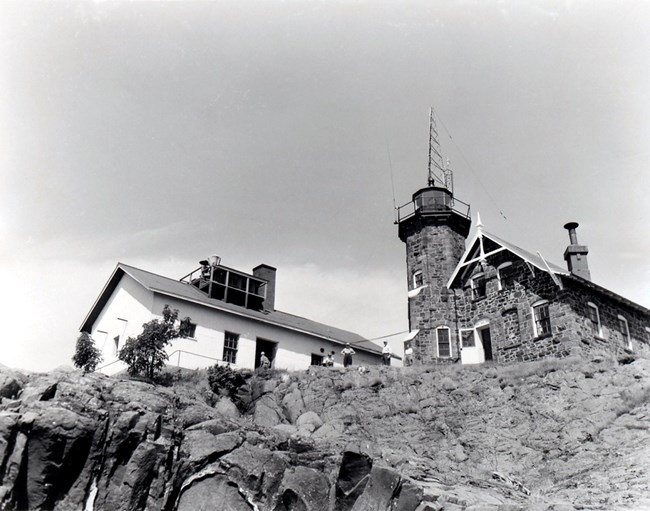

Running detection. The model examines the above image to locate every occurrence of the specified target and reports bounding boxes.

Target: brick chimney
[563,222,591,281]
[253,264,276,312]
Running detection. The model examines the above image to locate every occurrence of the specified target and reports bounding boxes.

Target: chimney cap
[564,222,579,230]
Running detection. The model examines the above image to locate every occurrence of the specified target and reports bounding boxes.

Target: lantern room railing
[395,194,471,224]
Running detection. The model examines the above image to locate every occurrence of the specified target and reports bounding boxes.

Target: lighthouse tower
[397,109,471,364]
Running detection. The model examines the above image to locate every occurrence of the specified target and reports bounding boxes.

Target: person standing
[341,343,355,368]
[404,343,414,367]
[381,341,392,366]
[259,351,271,369]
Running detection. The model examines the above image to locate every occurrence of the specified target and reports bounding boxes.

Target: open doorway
[477,325,493,361]
[255,338,278,368]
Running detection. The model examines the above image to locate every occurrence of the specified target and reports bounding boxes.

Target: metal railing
[395,197,471,224]
[97,349,232,373]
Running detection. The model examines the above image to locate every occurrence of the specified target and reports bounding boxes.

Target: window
[113,336,120,356]
[587,303,602,337]
[311,354,323,366]
[437,327,451,358]
[532,300,551,337]
[618,315,631,349]
[497,262,516,290]
[413,270,423,288]
[472,273,486,300]
[223,331,239,364]
[185,322,197,338]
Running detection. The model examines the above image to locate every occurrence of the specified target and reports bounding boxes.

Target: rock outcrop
[0,353,649,510]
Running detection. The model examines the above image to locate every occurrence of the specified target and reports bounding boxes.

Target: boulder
[335,450,373,511]
[282,389,306,424]
[177,474,253,511]
[214,396,241,419]
[274,466,330,511]
[351,465,401,511]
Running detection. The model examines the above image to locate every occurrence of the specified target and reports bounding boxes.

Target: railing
[395,196,471,224]
[167,349,231,368]
[97,350,232,373]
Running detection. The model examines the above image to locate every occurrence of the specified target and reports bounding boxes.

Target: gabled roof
[447,227,569,289]
[446,227,649,316]
[80,263,383,356]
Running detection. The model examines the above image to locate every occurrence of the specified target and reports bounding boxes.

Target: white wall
[152,294,382,371]
[91,275,383,375]
[91,274,155,374]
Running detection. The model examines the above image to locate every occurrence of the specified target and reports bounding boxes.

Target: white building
[80,258,387,374]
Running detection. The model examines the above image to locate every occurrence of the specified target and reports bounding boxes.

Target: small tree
[119,305,191,379]
[72,332,102,374]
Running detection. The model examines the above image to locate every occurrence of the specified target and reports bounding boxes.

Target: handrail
[97,350,228,372]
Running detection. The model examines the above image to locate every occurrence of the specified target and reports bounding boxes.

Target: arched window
[618,315,631,350]
[532,300,551,337]
[497,262,515,290]
[471,272,486,300]
[413,270,423,288]
[587,302,602,337]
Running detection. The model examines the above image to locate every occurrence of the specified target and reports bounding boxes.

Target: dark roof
[81,263,384,356]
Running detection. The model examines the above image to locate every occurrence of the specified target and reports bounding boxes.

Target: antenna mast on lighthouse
[427,107,454,193]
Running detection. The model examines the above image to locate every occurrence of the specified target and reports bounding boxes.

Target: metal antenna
[427,107,446,187]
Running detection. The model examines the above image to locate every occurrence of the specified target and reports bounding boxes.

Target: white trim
[404,329,420,341]
[496,261,513,291]
[537,251,563,289]
[408,285,427,298]
[587,302,602,337]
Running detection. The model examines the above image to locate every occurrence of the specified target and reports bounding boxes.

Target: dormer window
[618,315,631,349]
[587,303,602,337]
[497,262,515,290]
[413,270,423,289]
[471,273,486,300]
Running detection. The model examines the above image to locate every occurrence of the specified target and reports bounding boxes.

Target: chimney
[253,264,276,312]
[563,222,591,281]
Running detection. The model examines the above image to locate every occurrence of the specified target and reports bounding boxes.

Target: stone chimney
[253,264,276,312]
[563,222,591,281]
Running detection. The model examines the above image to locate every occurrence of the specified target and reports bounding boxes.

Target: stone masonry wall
[455,254,650,363]
[404,220,467,365]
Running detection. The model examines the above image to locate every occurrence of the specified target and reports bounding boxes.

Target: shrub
[72,332,102,374]
[207,364,248,409]
[118,305,191,379]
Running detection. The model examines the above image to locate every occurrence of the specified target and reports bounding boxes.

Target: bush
[72,332,102,374]
[118,305,191,379]
[207,364,248,409]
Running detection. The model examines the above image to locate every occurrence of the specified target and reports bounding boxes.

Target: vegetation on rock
[118,304,192,379]
[71,332,102,373]
[206,364,249,410]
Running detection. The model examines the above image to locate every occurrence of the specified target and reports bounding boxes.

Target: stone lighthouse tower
[397,110,471,364]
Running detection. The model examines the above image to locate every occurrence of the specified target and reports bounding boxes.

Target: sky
[1,1,649,371]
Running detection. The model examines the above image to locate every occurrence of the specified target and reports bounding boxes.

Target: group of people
[260,340,404,371]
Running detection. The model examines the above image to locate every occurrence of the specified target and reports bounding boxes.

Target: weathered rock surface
[0,354,648,510]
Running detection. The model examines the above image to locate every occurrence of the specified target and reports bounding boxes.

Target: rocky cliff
[0,352,649,511]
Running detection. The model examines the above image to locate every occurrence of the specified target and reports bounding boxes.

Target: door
[459,328,486,365]
[255,338,278,368]
[478,326,493,361]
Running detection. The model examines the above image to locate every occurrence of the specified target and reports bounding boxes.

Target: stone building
[398,184,650,365]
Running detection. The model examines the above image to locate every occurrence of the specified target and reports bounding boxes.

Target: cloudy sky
[1,1,649,371]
